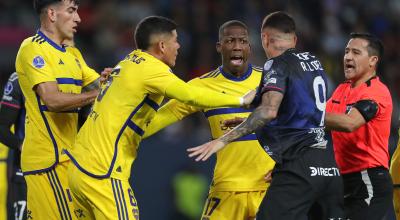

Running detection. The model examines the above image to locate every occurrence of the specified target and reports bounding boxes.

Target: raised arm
[164,79,255,108]
[143,99,199,138]
[187,90,283,161]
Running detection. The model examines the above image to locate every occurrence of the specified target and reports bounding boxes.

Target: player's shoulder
[198,68,221,80]
[251,65,263,73]
[8,72,19,82]
[20,33,46,50]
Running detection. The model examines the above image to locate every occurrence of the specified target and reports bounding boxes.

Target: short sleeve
[260,58,289,95]
[17,44,56,88]
[1,73,23,109]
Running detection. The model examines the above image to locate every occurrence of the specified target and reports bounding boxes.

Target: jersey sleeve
[17,44,56,88]
[0,73,23,149]
[260,59,289,95]
[357,85,391,121]
[143,67,181,95]
[143,79,202,138]
[1,73,23,109]
[68,47,99,87]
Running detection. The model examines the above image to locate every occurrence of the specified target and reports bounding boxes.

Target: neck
[222,63,249,77]
[40,23,63,46]
[352,71,376,87]
[144,48,164,63]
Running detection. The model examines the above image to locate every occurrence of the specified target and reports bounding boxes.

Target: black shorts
[342,167,393,220]
[7,168,27,220]
[257,147,344,220]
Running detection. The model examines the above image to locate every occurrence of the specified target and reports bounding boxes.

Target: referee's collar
[37,30,66,52]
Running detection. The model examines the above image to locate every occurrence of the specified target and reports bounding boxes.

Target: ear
[216,42,222,53]
[261,32,268,48]
[47,7,57,23]
[369,55,378,68]
[158,41,165,54]
[293,35,297,45]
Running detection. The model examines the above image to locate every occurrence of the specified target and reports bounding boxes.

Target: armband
[353,99,378,122]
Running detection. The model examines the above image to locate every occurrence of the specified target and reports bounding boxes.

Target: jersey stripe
[144,97,159,111]
[66,95,151,178]
[200,70,218,79]
[0,101,21,109]
[235,133,257,142]
[52,169,72,220]
[23,95,59,175]
[204,107,253,118]
[111,179,123,220]
[47,172,66,220]
[56,78,83,86]
[117,180,129,220]
[127,121,144,136]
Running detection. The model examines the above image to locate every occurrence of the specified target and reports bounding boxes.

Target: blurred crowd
[1,1,400,219]
[0,0,399,153]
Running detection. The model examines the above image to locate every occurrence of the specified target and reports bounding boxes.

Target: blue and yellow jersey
[67,49,242,181]
[15,31,99,174]
[146,65,275,192]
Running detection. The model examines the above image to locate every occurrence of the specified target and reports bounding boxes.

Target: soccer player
[143,20,275,220]
[188,11,344,220]
[391,138,400,220]
[326,33,393,220]
[65,16,255,220]
[0,72,26,220]
[15,0,101,219]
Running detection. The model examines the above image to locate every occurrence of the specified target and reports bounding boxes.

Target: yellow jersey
[15,31,99,174]
[67,49,242,181]
[0,144,7,161]
[390,130,400,185]
[146,65,275,192]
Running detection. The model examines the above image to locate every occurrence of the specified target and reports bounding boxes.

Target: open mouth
[230,56,243,66]
[344,63,355,71]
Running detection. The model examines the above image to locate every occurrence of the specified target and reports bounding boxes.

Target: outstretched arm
[187,91,283,161]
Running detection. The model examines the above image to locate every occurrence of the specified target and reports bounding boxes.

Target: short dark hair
[33,0,80,15]
[261,11,296,33]
[134,16,177,50]
[350,32,384,59]
[218,20,248,40]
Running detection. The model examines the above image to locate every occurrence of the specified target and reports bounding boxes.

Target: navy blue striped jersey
[253,48,328,163]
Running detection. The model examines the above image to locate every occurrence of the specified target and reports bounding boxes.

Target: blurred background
[1,0,399,219]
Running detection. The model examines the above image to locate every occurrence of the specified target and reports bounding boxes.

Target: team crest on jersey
[32,55,45,68]
[264,60,274,71]
[4,81,13,95]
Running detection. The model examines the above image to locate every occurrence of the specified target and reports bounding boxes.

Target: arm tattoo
[219,91,283,144]
[82,78,100,92]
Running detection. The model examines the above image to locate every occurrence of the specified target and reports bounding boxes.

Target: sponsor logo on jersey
[309,166,340,177]
[32,56,45,68]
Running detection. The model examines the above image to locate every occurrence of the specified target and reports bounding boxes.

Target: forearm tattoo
[82,78,100,92]
[220,107,269,144]
[219,91,283,144]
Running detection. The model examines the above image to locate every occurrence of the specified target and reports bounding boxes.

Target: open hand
[241,89,256,108]
[187,139,226,161]
[100,67,113,84]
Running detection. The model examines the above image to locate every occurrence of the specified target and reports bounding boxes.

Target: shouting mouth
[230,56,243,66]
